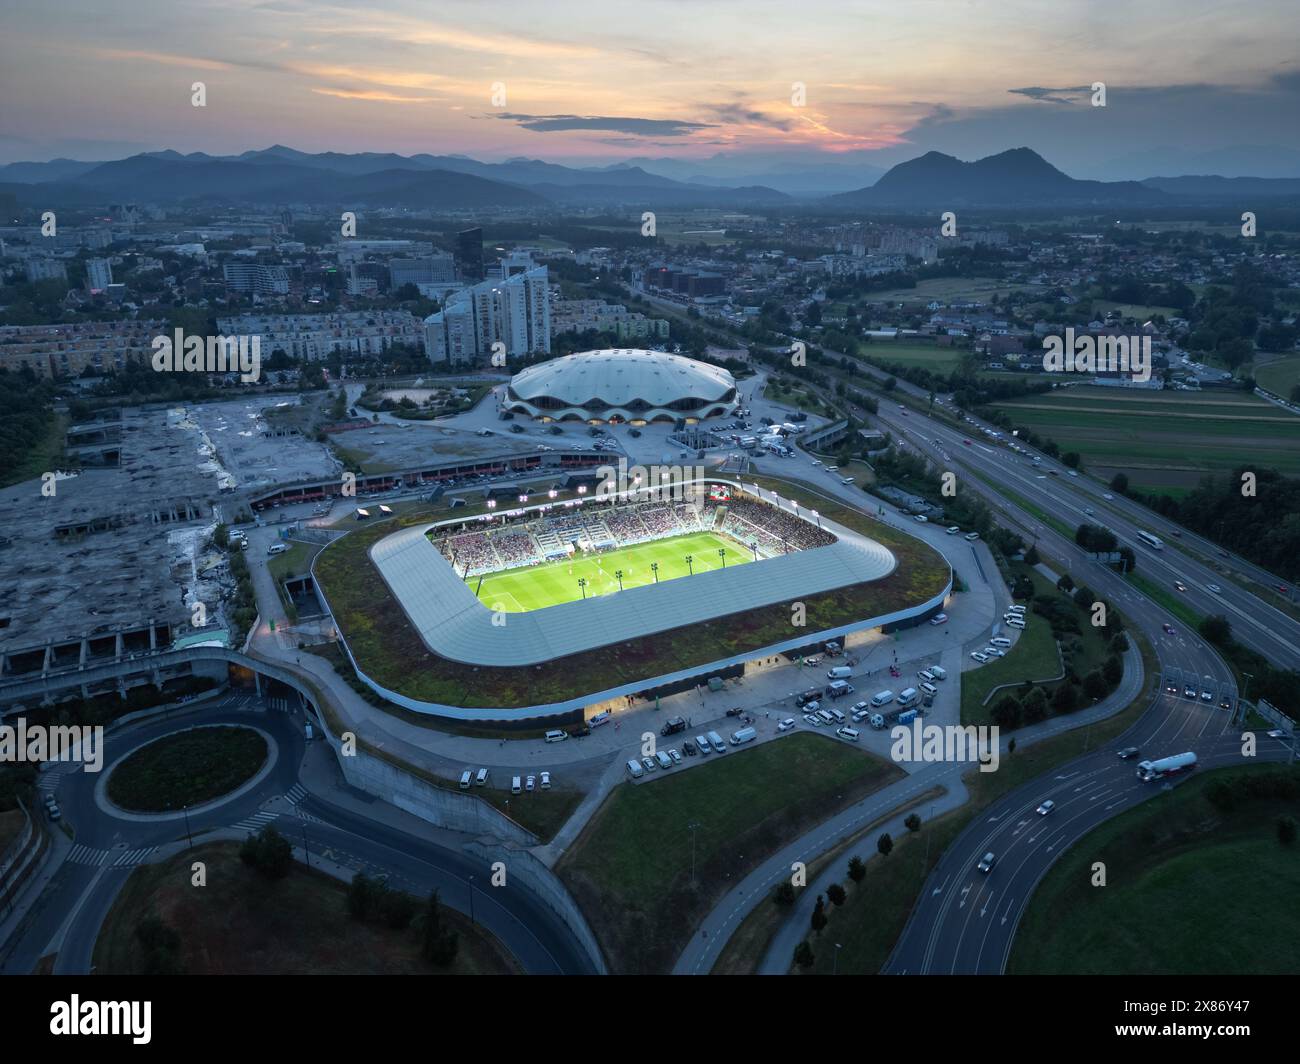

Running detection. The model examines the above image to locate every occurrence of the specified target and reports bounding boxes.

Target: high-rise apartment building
[423,265,550,367]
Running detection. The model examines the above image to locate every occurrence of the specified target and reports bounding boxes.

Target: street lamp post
[615,569,624,591]
[468,875,476,925]
[578,577,587,599]
[718,547,726,569]
[686,554,694,576]
[651,562,659,583]
[182,804,193,851]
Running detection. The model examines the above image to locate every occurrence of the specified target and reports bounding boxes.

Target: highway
[885,700,1296,974]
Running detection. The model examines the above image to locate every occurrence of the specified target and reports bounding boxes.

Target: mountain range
[2,145,1298,210]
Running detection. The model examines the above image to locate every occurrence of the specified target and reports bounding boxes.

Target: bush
[847,856,866,882]
[773,881,796,907]
[904,813,922,833]
[826,883,847,907]
[1278,816,1297,846]
[793,941,815,969]
[239,824,293,880]
[877,832,893,857]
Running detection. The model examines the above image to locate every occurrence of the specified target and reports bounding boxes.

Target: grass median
[106,726,267,813]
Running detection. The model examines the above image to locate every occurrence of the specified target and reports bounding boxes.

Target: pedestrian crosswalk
[67,844,156,867]
[285,784,307,805]
[37,763,79,794]
[232,810,281,832]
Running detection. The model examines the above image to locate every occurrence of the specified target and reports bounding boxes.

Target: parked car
[540,771,551,789]
[778,718,796,732]
[802,713,822,727]
[970,651,989,663]
[642,757,657,772]
[525,774,536,792]
[930,613,948,626]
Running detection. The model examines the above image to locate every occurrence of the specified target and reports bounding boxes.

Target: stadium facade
[322,479,952,722]
[504,348,738,423]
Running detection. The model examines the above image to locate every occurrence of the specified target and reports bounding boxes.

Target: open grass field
[473,530,753,612]
[861,341,969,375]
[990,385,1300,496]
[1254,354,1300,398]
[1009,765,1300,975]
[93,842,519,975]
[861,276,1038,305]
[556,733,903,974]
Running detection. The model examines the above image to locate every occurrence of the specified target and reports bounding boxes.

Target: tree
[1199,614,1232,646]
[1057,573,1075,593]
[421,889,459,966]
[1052,683,1079,714]
[773,881,796,907]
[1103,654,1124,689]
[1008,737,1017,755]
[1024,545,1040,566]
[877,832,894,857]
[827,883,847,907]
[1110,632,1129,654]
[793,941,815,969]
[348,871,381,920]
[992,695,1022,730]
[904,813,922,833]
[1278,816,1297,847]
[811,895,828,934]
[847,856,866,882]
[1083,670,1108,700]
[239,824,292,880]
[1110,472,1129,494]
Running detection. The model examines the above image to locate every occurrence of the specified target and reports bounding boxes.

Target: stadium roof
[369,498,897,668]
[508,349,735,408]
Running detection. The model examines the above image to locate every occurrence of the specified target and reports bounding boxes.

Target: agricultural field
[471,530,753,612]
[991,385,1300,496]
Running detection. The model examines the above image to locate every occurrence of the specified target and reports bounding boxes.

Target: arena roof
[507,349,735,409]
[369,493,896,668]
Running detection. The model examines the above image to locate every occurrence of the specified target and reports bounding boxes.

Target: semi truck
[1136,751,1197,781]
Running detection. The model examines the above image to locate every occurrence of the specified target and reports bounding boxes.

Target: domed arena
[504,348,738,423]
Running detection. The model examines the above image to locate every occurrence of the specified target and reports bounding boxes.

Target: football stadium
[317,478,953,722]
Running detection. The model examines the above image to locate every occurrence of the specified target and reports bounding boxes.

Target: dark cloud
[701,102,796,132]
[490,113,711,136]
[1008,85,1094,105]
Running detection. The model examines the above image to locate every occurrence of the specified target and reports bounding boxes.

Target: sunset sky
[4,0,1299,176]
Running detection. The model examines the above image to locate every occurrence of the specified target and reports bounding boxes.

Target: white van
[897,687,920,708]
[1007,605,1027,615]
[730,726,757,745]
[544,729,568,743]
[655,750,673,769]
[1007,617,1026,629]
[511,775,522,794]
[870,690,895,708]
[694,734,712,755]
[929,665,947,681]
[707,730,727,754]
[626,759,644,779]
[475,768,489,787]
[837,726,860,742]
[827,665,853,680]
[827,680,853,698]
[841,477,855,485]
[266,542,288,556]
[816,709,835,725]
[919,682,938,697]
[991,636,1012,648]
[459,770,472,790]
[827,707,846,724]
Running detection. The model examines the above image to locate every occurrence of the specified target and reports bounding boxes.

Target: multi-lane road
[1,697,596,975]
[886,694,1296,974]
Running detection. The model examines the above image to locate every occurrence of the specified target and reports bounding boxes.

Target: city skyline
[3,0,1300,178]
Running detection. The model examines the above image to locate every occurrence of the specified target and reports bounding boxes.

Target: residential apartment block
[215,310,422,360]
[423,265,550,367]
[0,319,166,379]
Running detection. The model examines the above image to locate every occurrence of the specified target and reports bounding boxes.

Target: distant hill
[1141,175,1300,198]
[828,148,1167,207]
[2,145,788,208]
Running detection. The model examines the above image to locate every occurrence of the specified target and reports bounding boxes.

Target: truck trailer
[1136,751,1197,781]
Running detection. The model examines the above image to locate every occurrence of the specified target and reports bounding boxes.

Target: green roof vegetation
[312,483,950,711]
